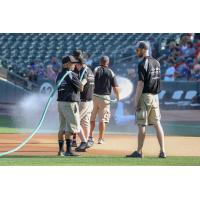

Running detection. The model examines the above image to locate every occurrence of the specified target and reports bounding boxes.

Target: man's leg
[58,131,65,155]
[137,125,146,154]
[65,133,73,153]
[57,102,66,156]
[89,98,98,139]
[65,132,79,156]
[99,121,106,140]
[126,125,146,158]
[72,133,77,147]
[151,95,166,158]
[75,127,88,152]
[77,127,87,143]
[98,98,110,143]
[82,102,93,140]
[154,122,165,153]
[89,121,95,138]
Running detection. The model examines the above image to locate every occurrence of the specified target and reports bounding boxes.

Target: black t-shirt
[79,66,94,101]
[138,56,161,94]
[94,66,118,95]
[56,69,81,102]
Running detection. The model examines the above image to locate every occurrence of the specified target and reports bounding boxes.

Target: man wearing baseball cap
[56,55,82,156]
[72,52,95,151]
[126,41,166,158]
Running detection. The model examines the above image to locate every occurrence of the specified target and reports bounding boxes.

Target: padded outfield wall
[0,79,199,136]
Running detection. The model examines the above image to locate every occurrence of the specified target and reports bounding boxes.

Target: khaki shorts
[58,101,80,134]
[80,101,93,129]
[135,94,161,126]
[90,95,111,123]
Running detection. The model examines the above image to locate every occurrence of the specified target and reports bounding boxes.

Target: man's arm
[80,79,87,91]
[71,73,83,92]
[110,71,120,100]
[134,81,144,111]
[113,86,120,101]
[134,60,146,111]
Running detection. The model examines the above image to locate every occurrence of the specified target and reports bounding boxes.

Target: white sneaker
[98,138,104,144]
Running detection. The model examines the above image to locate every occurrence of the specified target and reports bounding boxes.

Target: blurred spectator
[85,53,93,67]
[46,65,56,82]
[174,57,191,80]
[27,61,37,82]
[182,41,195,58]
[152,42,161,59]
[127,68,137,80]
[37,66,46,80]
[180,33,191,47]
[192,60,200,81]
[164,62,175,81]
[49,56,61,74]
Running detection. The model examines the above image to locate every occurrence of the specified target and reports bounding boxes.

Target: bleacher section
[0,33,181,78]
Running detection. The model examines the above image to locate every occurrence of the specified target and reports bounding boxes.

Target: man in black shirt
[72,52,95,152]
[56,55,82,157]
[126,41,166,158]
[89,56,120,146]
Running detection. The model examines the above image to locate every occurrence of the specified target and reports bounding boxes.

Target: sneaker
[58,151,65,157]
[159,151,167,158]
[98,138,104,144]
[126,151,143,158]
[65,151,80,157]
[72,140,77,147]
[87,137,94,148]
[75,142,87,152]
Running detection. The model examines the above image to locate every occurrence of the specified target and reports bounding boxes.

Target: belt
[81,99,92,102]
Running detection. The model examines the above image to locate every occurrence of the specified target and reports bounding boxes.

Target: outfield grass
[0,156,200,166]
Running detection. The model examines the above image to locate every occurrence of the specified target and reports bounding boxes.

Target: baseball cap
[136,41,149,50]
[62,55,79,64]
[73,50,83,58]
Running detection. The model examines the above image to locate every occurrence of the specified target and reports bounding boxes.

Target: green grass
[0,127,19,134]
[0,156,200,166]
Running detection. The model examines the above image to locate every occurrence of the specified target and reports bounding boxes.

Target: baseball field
[0,109,200,166]
[0,133,200,166]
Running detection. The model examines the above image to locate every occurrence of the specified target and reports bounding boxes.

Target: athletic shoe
[58,151,65,157]
[98,138,104,144]
[126,151,143,158]
[159,151,167,158]
[75,142,87,152]
[72,140,77,147]
[64,151,80,157]
[87,137,94,148]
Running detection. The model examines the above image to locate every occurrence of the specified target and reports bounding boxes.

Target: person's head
[135,41,149,58]
[100,56,109,67]
[169,41,177,49]
[180,33,191,45]
[62,55,79,71]
[76,57,86,71]
[73,50,83,59]
[51,56,57,64]
[73,50,86,70]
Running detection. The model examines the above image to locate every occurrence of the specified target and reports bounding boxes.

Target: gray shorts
[58,101,80,134]
[80,101,93,129]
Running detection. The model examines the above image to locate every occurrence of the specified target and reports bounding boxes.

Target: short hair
[100,56,109,64]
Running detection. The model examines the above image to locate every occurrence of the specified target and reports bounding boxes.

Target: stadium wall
[0,79,29,104]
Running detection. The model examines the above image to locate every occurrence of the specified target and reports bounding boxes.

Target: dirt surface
[0,133,200,156]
